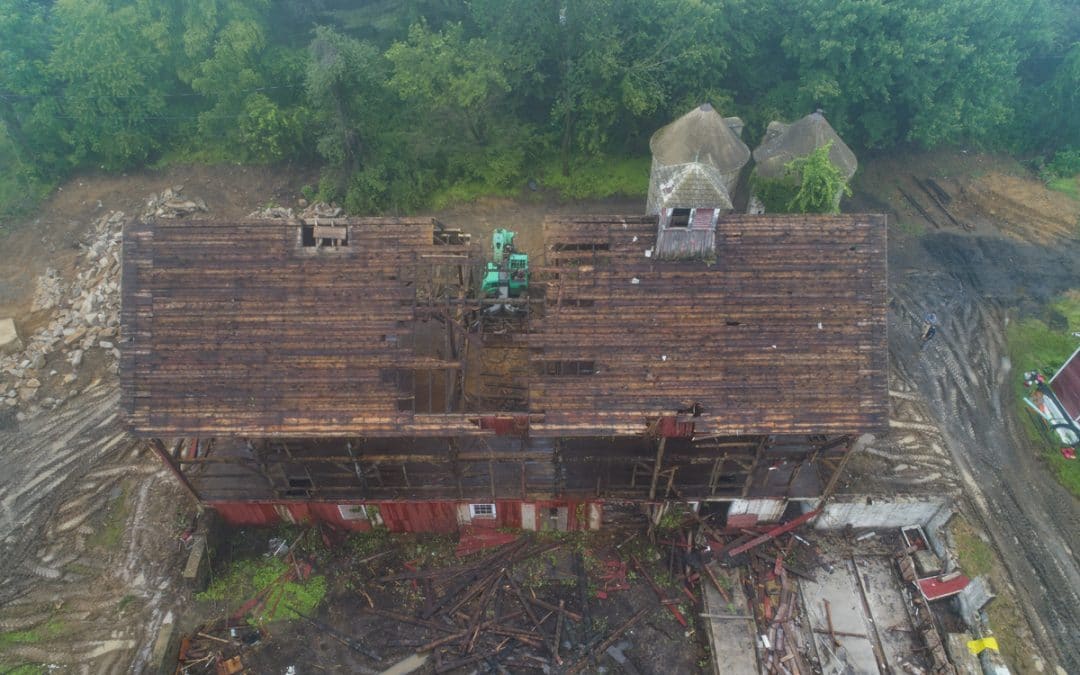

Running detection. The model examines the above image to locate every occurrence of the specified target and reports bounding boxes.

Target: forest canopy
[0,0,1077,214]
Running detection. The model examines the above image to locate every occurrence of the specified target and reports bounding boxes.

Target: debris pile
[367,536,645,674]
[0,210,124,413]
[146,185,207,218]
[246,202,343,220]
[1,187,208,417]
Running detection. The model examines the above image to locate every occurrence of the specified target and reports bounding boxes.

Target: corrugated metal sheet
[1050,345,1080,421]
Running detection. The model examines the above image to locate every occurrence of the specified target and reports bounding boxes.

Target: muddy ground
[0,152,1078,672]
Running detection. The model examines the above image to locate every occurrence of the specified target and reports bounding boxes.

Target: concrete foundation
[814,496,950,531]
[702,564,759,675]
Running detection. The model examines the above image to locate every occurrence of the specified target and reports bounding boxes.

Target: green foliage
[786,142,852,213]
[1047,176,1080,201]
[750,173,800,213]
[0,0,1078,214]
[198,555,327,625]
[751,142,851,213]
[1046,149,1080,178]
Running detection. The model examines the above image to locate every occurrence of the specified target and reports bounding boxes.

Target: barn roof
[753,112,857,180]
[122,213,888,439]
[649,103,750,172]
[529,213,888,437]
[121,217,480,437]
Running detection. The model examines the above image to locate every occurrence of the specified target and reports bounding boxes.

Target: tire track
[892,272,1080,672]
[0,378,192,672]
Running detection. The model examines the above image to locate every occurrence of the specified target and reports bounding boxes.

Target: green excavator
[481,229,528,307]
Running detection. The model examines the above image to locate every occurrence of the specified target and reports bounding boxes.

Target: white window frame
[337,504,369,521]
[469,503,497,519]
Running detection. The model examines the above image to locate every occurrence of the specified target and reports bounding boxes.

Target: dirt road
[889,231,1080,672]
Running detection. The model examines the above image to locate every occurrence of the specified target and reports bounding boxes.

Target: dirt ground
[851,152,1080,673]
[1,151,1079,672]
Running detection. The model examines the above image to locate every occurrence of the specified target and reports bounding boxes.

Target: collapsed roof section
[121,213,888,440]
[646,103,750,215]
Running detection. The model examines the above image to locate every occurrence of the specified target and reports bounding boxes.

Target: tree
[305,26,386,174]
[772,0,1027,148]
[0,0,65,173]
[47,0,177,169]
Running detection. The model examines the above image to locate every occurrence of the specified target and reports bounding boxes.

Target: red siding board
[659,416,695,438]
[208,499,598,533]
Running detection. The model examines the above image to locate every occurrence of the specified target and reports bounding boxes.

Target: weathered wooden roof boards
[533,214,887,437]
[121,217,479,437]
[120,213,887,439]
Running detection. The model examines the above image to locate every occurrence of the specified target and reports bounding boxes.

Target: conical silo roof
[752,112,857,180]
[649,103,751,174]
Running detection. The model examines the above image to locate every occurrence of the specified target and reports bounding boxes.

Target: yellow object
[967,637,1000,655]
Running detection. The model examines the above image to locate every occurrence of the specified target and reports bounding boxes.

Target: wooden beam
[648,436,667,501]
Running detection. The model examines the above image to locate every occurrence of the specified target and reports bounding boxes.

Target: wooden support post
[742,435,767,497]
[648,436,667,501]
[819,434,870,508]
[148,438,199,503]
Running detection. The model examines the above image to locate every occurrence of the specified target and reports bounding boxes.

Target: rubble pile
[246,205,294,219]
[300,202,343,219]
[146,185,207,219]
[1,187,208,417]
[246,202,343,221]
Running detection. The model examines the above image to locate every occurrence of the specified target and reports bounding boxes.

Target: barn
[120,208,888,533]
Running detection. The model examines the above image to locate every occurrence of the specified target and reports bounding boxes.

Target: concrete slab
[800,560,881,674]
[800,555,924,674]
[701,564,759,675]
[852,556,922,671]
[0,318,22,355]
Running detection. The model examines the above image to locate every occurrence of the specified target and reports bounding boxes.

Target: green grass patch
[538,155,649,201]
[1005,292,1080,497]
[1046,174,1080,201]
[87,484,131,551]
[947,516,1037,673]
[0,619,65,651]
[950,517,993,576]
[430,179,521,210]
[892,220,926,238]
[197,555,326,625]
[0,664,47,675]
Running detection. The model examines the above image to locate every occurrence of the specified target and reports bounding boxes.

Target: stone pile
[146,185,207,219]
[247,205,294,219]
[0,210,126,415]
[301,202,343,219]
[245,202,344,220]
[1,187,212,417]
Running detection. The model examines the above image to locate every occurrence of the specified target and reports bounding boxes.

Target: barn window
[668,208,692,228]
[470,503,496,519]
[337,504,369,521]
